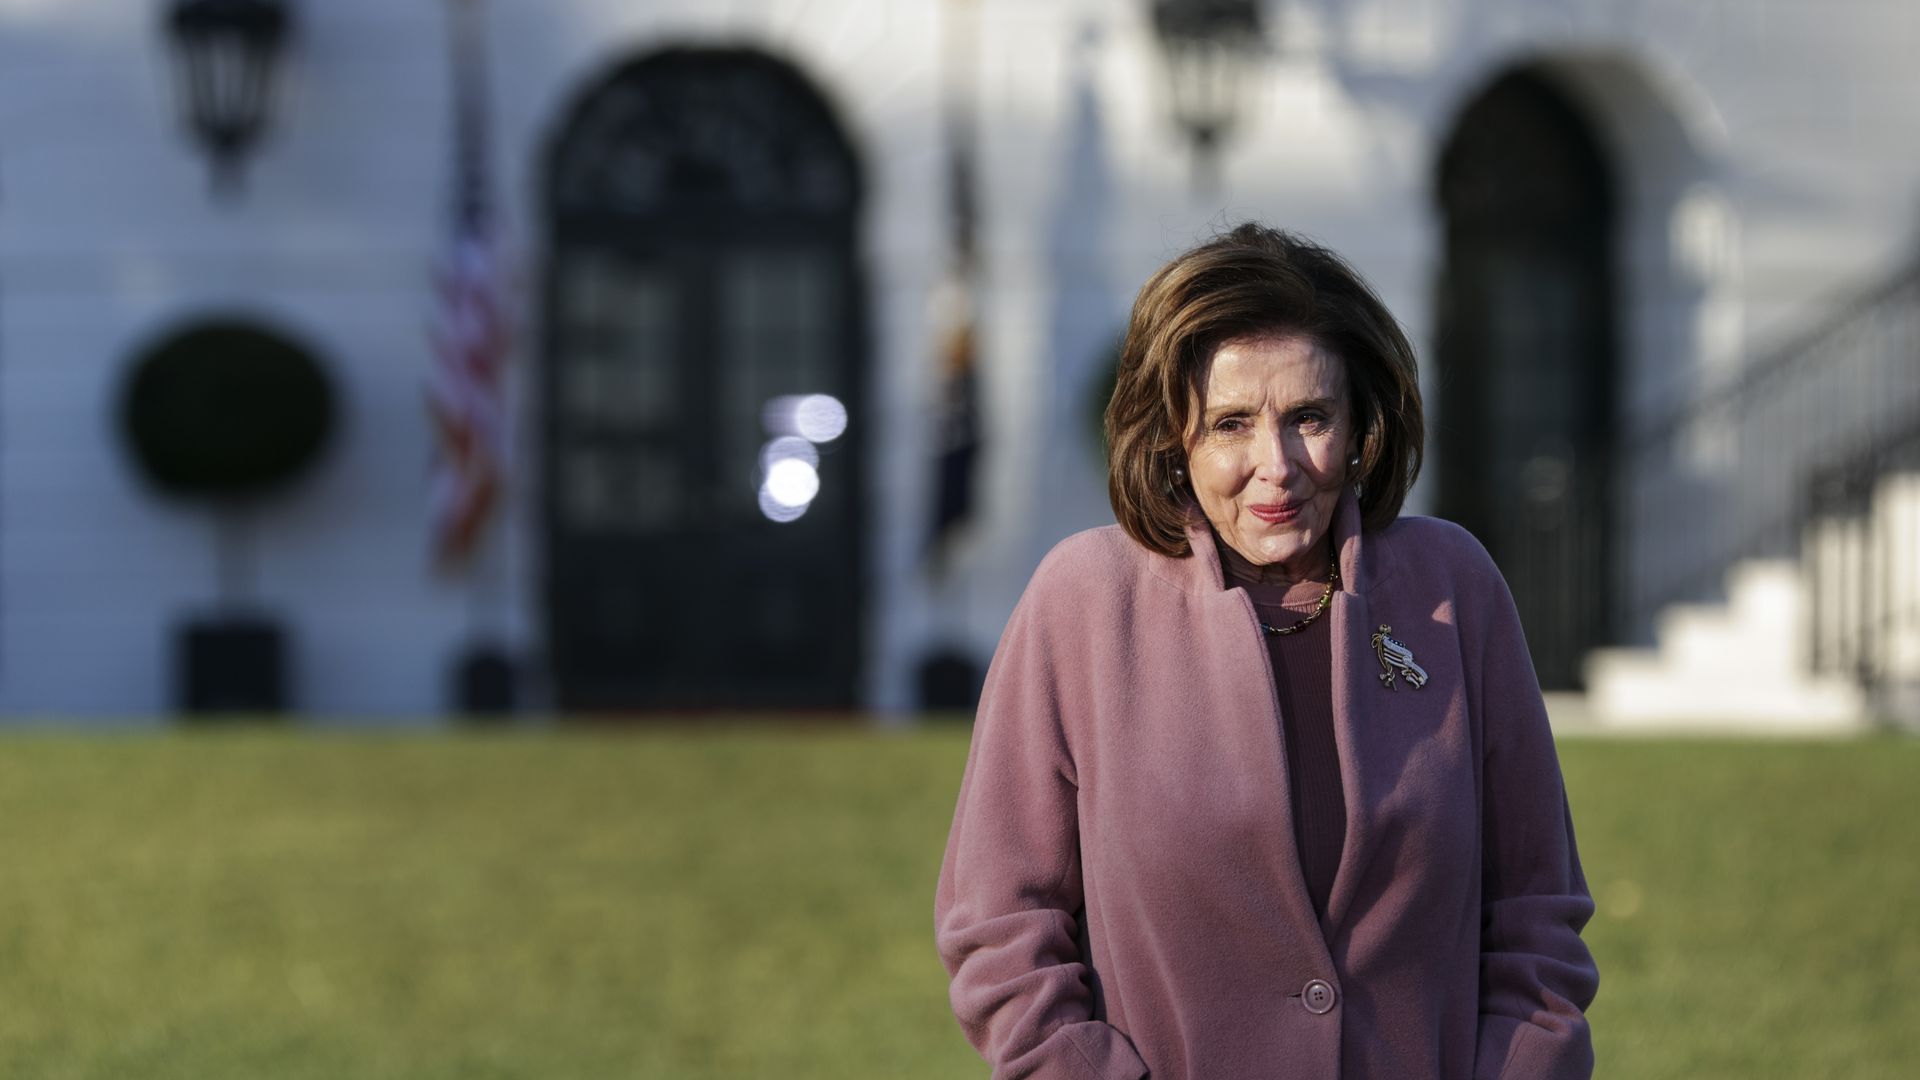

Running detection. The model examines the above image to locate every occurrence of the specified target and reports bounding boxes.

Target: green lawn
[0,726,1914,1078]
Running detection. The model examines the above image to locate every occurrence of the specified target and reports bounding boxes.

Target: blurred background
[0,0,1916,1076]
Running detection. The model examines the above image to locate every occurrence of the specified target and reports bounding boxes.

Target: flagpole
[449,0,489,236]
[928,0,983,580]
[946,0,979,289]
[434,0,516,714]
[450,0,499,645]
[915,0,989,711]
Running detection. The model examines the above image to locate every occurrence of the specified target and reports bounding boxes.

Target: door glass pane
[561,447,613,528]
[626,451,680,530]
[562,446,681,532]
[718,249,841,516]
[556,250,684,533]
[558,252,678,428]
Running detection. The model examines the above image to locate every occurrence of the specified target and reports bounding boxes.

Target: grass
[0,725,1914,1078]
[1560,738,1920,1078]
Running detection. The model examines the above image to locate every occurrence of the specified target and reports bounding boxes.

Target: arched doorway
[542,48,866,711]
[1435,67,1617,690]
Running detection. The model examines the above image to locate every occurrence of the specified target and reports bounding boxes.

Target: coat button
[1302,979,1337,1014]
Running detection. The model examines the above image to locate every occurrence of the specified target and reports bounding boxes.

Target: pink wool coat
[934,490,1598,1079]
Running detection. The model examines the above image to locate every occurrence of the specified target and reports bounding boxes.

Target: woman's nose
[1251,422,1295,482]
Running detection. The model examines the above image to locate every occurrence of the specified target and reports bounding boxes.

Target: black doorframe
[1434,67,1618,690]
[538,48,868,712]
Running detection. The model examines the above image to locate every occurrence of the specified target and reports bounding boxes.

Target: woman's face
[1183,334,1356,582]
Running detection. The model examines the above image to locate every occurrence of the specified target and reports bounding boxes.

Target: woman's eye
[1214,417,1247,433]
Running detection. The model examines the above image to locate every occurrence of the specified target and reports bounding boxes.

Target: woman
[934,224,1597,1079]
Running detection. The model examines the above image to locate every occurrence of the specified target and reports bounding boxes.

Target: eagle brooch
[1371,624,1428,690]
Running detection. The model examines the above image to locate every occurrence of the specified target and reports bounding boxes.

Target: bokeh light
[793,394,848,443]
[759,435,819,472]
[764,458,820,507]
[756,484,808,523]
[761,393,847,443]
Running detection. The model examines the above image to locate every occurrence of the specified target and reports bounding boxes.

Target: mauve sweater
[1218,538,1347,922]
[935,488,1598,1079]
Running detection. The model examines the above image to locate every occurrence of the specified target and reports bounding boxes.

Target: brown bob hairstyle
[1105,223,1425,557]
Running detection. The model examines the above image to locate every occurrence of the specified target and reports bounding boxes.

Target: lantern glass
[1150,0,1266,161]
[166,0,290,190]
[1163,37,1256,149]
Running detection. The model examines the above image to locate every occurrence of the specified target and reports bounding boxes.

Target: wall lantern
[1149,0,1268,195]
[165,0,293,198]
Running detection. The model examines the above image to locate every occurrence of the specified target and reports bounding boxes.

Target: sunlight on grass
[0,726,1914,1078]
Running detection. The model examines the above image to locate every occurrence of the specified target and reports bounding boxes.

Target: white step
[1585,557,1871,733]
[1586,646,1867,732]
[1657,561,1809,675]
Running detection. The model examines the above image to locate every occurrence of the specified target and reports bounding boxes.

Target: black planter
[917,647,983,712]
[453,642,517,719]
[178,615,286,716]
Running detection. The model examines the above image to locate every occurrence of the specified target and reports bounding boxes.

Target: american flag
[928,0,982,573]
[427,233,509,568]
[426,0,510,570]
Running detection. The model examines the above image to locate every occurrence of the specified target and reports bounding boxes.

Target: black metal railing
[1805,420,1920,695]
[1613,261,1920,667]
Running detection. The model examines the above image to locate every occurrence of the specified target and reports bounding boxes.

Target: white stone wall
[0,2,452,718]
[1,0,1915,719]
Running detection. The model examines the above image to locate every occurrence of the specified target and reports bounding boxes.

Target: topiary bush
[119,320,336,501]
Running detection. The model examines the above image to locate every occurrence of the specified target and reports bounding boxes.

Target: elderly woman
[934,224,1598,1079]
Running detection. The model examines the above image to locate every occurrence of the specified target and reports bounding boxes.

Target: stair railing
[1805,421,1920,702]
[1613,260,1920,666]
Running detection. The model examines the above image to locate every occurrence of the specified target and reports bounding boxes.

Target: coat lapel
[1323,488,1411,933]
[1181,487,1402,940]
[1182,516,1329,952]
[1323,586,1374,931]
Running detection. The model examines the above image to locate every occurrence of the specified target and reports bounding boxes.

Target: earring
[1171,462,1188,485]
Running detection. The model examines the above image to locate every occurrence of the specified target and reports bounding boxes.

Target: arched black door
[1436,68,1616,690]
[543,49,866,711]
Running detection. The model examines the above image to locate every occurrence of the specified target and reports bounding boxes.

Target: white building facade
[1,0,1915,722]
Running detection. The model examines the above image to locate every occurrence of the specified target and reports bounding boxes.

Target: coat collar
[1166,484,1411,938]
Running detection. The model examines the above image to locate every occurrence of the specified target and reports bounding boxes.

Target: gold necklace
[1256,555,1339,636]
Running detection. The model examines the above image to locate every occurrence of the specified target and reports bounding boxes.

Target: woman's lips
[1248,502,1301,524]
